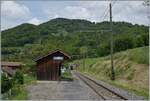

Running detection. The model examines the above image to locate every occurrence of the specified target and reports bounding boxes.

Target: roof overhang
[35,50,71,62]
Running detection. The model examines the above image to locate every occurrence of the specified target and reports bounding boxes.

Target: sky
[1,0,149,30]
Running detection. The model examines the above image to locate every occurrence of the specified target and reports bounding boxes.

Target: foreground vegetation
[7,85,28,100]
[73,46,149,99]
[1,70,26,100]
[1,70,36,100]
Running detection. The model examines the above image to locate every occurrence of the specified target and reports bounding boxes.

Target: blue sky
[1,0,149,30]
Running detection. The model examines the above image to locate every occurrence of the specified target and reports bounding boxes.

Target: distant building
[1,61,24,76]
[35,50,70,81]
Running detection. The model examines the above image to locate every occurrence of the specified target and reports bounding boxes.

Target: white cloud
[1,1,31,20]
[28,18,43,25]
[63,6,91,19]
[44,1,149,25]
[45,6,91,20]
[1,1,149,30]
[112,1,148,25]
[1,1,32,30]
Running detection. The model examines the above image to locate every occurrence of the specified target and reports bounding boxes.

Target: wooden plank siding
[35,50,70,81]
[37,56,62,80]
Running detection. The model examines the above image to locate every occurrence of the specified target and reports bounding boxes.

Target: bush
[1,73,13,94]
[13,70,24,85]
[97,43,110,57]
[114,35,135,52]
[9,86,27,100]
[135,35,144,47]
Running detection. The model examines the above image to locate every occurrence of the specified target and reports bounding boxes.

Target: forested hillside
[1,18,149,64]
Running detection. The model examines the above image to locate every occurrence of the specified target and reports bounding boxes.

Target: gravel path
[26,73,102,100]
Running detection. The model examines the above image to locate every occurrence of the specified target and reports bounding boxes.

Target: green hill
[1,18,149,63]
[73,46,149,99]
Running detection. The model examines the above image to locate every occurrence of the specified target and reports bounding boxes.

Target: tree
[1,73,13,94]
[114,35,135,52]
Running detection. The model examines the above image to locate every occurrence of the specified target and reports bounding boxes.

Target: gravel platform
[26,71,144,100]
[26,74,102,100]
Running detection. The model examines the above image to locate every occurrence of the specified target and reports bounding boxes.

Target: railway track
[74,71,128,100]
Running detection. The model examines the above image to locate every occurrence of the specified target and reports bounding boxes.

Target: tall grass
[128,46,149,64]
[73,46,149,99]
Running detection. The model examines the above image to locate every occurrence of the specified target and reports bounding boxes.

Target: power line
[101,0,117,21]
[102,6,109,21]
[101,1,111,21]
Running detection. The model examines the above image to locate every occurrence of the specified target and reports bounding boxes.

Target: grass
[10,74,36,100]
[61,70,73,81]
[128,47,149,64]
[108,81,149,99]
[72,46,149,99]
[24,74,36,84]
[10,86,27,100]
[7,85,28,100]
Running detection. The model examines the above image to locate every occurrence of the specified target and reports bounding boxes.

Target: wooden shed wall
[37,58,61,80]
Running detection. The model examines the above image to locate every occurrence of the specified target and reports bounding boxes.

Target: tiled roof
[2,67,16,76]
[1,61,24,67]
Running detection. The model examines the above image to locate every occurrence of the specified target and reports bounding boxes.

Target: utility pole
[110,3,115,80]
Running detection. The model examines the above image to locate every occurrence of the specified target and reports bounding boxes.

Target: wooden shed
[1,61,23,76]
[35,50,70,81]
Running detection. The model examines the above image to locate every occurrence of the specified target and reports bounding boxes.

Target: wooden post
[110,3,115,80]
